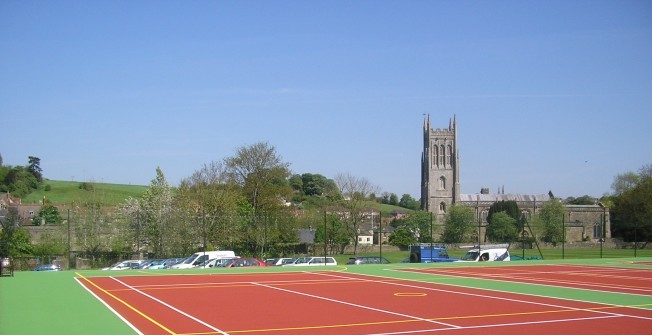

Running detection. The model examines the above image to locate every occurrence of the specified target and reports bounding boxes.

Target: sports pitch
[1,258,651,334]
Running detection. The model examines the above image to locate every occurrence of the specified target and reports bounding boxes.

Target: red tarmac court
[77,268,652,335]
[400,264,652,296]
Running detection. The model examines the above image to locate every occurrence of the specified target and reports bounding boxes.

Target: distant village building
[421,115,610,242]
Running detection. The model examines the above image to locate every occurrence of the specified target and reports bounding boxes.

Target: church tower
[421,115,460,223]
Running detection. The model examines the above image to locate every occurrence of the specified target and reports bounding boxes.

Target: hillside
[22,180,148,206]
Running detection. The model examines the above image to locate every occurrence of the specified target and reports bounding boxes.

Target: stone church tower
[421,114,460,223]
[420,115,610,242]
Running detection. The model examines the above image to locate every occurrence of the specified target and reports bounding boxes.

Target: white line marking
[357,315,622,335]
[74,277,145,335]
[316,272,652,321]
[251,281,461,329]
[110,276,230,335]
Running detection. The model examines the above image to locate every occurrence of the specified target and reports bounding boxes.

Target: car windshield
[181,256,196,264]
[460,251,479,261]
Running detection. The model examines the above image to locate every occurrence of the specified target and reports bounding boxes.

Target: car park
[345,256,390,265]
[33,264,62,271]
[284,256,337,266]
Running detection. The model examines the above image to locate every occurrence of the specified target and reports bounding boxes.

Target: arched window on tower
[481,210,488,223]
[447,144,452,167]
[434,145,439,167]
[439,176,446,190]
[440,145,446,167]
[439,202,447,214]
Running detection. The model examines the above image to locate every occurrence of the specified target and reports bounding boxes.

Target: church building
[421,115,610,242]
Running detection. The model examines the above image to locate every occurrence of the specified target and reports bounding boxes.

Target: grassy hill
[22,180,148,206]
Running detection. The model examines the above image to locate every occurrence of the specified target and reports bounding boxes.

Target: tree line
[1,147,650,265]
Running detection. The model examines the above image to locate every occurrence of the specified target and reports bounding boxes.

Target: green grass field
[22,180,148,205]
[1,257,651,334]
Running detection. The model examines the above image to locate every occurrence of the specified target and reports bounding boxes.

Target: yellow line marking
[76,272,177,335]
[172,303,651,335]
[394,292,428,297]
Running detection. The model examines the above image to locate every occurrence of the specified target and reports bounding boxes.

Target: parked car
[139,259,165,269]
[170,251,236,269]
[264,258,295,266]
[160,258,185,269]
[33,264,62,271]
[197,257,239,268]
[102,260,143,270]
[220,258,266,268]
[284,256,337,266]
[345,256,390,265]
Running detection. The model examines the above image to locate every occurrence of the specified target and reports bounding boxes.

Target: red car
[221,258,266,268]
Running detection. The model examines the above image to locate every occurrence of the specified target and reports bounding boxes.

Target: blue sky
[1,1,651,199]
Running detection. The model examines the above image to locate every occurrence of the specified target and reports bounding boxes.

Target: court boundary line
[408,266,652,296]
[75,272,173,334]
[110,276,230,335]
[317,271,652,321]
[393,266,652,304]
[251,281,462,329]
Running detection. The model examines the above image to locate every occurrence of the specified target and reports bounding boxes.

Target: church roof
[458,193,551,203]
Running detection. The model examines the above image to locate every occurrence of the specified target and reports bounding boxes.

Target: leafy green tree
[0,208,33,257]
[301,173,332,196]
[224,142,292,215]
[441,205,475,243]
[611,172,639,195]
[486,212,518,244]
[28,156,43,182]
[487,200,520,223]
[535,199,566,246]
[388,226,418,248]
[4,166,38,197]
[32,204,63,225]
[138,167,175,258]
[399,194,420,210]
[315,213,351,254]
[564,195,597,205]
[611,176,652,246]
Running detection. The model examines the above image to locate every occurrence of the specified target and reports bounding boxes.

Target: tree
[441,205,475,243]
[28,156,43,182]
[486,212,518,244]
[399,194,420,210]
[0,207,32,257]
[535,199,566,246]
[611,176,652,246]
[32,204,63,225]
[138,167,175,258]
[388,210,434,248]
[334,172,379,255]
[487,200,520,223]
[314,213,351,255]
[388,226,418,248]
[611,172,639,196]
[564,195,597,205]
[224,143,292,258]
[3,166,38,197]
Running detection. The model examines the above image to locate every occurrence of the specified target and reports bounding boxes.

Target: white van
[171,251,236,269]
[283,256,337,267]
[458,246,510,262]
